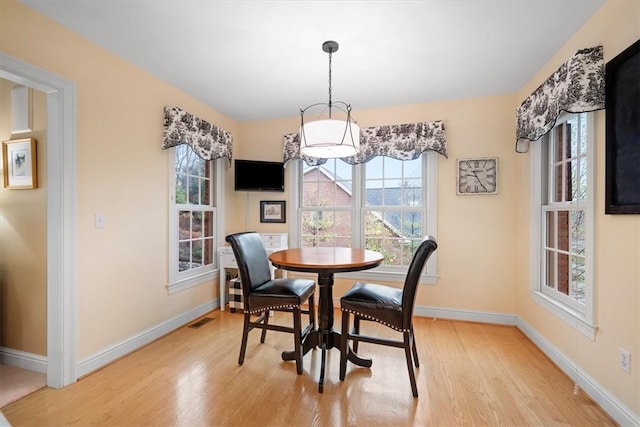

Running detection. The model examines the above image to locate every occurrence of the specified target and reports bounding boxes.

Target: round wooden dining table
[268,247,384,393]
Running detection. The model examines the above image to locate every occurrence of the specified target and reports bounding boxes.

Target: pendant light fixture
[299,40,360,158]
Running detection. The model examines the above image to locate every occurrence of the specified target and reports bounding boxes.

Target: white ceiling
[18,0,605,122]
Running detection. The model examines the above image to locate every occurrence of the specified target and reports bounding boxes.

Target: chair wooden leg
[293,307,303,374]
[260,310,269,343]
[308,294,316,330]
[339,311,350,381]
[403,331,418,397]
[410,326,419,368]
[238,311,251,365]
[352,315,360,353]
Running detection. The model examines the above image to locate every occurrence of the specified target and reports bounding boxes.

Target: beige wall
[239,95,519,307]
[1,0,638,419]
[514,0,640,415]
[0,79,47,355]
[0,0,239,360]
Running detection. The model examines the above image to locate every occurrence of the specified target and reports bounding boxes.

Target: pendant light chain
[328,47,333,118]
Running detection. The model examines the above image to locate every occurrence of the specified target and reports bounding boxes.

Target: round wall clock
[456,157,498,195]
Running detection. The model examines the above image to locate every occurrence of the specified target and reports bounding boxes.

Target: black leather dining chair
[225,232,316,374]
[339,235,438,397]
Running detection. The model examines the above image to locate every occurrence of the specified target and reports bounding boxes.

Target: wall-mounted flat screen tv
[234,159,285,192]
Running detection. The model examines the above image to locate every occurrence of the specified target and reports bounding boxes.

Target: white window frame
[288,152,438,284]
[529,112,597,339]
[167,150,226,294]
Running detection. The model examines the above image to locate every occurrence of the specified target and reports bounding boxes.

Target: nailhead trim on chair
[248,304,300,314]
[341,308,409,332]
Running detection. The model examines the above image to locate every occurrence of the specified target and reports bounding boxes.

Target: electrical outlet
[95,213,106,229]
[619,348,631,374]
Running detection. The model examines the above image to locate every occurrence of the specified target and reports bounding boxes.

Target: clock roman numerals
[457,157,498,195]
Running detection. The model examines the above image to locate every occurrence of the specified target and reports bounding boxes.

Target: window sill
[530,290,597,340]
[335,269,438,285]
[167,270,216,295]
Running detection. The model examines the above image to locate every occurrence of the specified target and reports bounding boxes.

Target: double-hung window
[290,153,438,283]
[167,145,224,294]
[530,112,596,338]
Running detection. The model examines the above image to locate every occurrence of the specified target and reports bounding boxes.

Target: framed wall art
[260,200,286,223]
[2,138,38,189]
[605,39,640,214]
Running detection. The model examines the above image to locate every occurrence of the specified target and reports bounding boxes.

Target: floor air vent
[188,317,214,329]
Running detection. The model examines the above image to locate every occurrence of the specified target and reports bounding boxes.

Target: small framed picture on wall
[260,200,286,223]
[2,138,38,189]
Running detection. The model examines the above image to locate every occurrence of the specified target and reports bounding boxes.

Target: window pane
[203,237,213,266]
[557,252,569,295]
[178,241,190,272]
[545,211,555,247]
[401,239,422,266]
[553,126,565,163]
[570,159,579,201]
[545,249,555,289]
[569,117,579,158]
[366,157,383,179]
[558,211,569,252]
[176,175,187,204]
[553,165,563,203]
[188,151,200,176]
[571,255,585,303]
[192,240,202,265]
[403,158,422,179]
[179,211,190,240]
[302,211,331,245]
[192,211,202,238]
[188,176,200,204]
[579,113,588,153]
[204,211,214,237]
[365,211,390,239]
[201,178,210,205]
[175,145,189,176]
[400,211,423,238]
[571,210,585,255]
[403,179,422,205]
[577,157,587,201]
[196,157,207,177]
[565,160,573,202]
[302,180,319,207]
[302,162,352,208]
[301,211,351,247]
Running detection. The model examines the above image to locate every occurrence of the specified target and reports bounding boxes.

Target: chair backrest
[401,235,438,329]
[225,232,272,301]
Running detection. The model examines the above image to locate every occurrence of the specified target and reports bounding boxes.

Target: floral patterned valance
[162,106,233,165]
[516,46,605,153]
[283,121,447,166]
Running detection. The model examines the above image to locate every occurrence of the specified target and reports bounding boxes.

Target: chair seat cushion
[340,282,403,329]
[248,278,315,312]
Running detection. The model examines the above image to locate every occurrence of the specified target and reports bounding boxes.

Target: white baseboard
[415,305,518,325]
[517,318,639,427]
[76,300,217,378]
[0,347,47,374]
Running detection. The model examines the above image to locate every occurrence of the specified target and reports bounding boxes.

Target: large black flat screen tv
[234,159,285,192]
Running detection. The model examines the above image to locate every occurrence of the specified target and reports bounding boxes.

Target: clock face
[457,157,498,195]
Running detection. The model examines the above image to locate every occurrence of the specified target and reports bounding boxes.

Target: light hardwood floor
[1,310,617,426]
